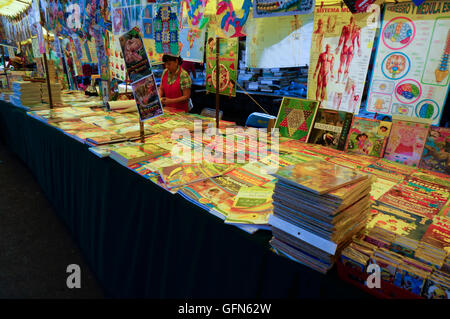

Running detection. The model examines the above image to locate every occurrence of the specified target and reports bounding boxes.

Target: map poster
[205,31,238,97]
[307,5,376,114]
[366,1,450,125]
[179,20,206,63]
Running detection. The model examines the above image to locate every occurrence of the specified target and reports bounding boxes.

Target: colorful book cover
[159,163,231,189]
[370,177,398,201]
[274,160,367,195]
[111,143,168,163]
[205,31,239,97]
[412,170,450,189]
[419,126,450,175]
[378,186,443,220]
[307,109,353,150]
[367,207,432,242]
[274,97,319,141]
[345,117,391,157]
[384,117,431,167]
[422,216,450,252]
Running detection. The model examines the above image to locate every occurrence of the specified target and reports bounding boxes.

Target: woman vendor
[159,54,192,112]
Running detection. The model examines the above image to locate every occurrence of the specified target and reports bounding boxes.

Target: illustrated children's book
[274,97,319,141]
[308,109,353,150]
[273,161,368,195]
[384,116,431,167]
[419,126,450,175]
[345,117,392,157]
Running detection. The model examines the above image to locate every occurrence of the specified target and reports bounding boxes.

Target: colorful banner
[307,5,377,114]
[182,0,210,30]
[154,3,180,55]
[366,1,450,125]
[119,26,152,83]
[215,0,252,38]
[253,0,315,18]
[205,31,238,97]
[131,74,164,121]
[245,13,313,68]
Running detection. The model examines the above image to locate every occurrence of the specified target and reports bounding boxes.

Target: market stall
[0,0,449,299]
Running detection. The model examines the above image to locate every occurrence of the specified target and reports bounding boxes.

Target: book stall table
[0,100,370,298]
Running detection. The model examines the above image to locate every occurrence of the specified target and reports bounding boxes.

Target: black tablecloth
[0,100,371,298]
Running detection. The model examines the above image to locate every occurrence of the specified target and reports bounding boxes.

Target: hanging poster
[65,0,84,34]
[205,31,238,97]
[143,38,164,65]
[179,18,206,62]
[120,26,152,83]
[253,0,315,18]
[32,38,42,58]
[182,0,210,30]
[306,5,377,114]
[154,3,180,55]
[215,0,252,38]
[142,3,154,39]
[110,0,144,36]
[342,0,380,14]
[87,39,98,63]
[109,32,127,81]
[366,1,450,125]
[131,74,164,121]
[7,46,15,58]
[245,13,313,68]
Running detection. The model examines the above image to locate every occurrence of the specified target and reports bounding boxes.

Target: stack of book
[268,161,371,273]
[10,81,42,107]
[41,82,62,105]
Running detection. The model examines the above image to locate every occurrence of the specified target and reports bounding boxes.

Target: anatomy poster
[205,30,238,97]
[253,0,315,18]
[366,1,450,125]
[246,13,313,68]
[307,5,376,114]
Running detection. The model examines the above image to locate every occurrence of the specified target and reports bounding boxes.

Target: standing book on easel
[274,97,319,141]
[307,108,353,150]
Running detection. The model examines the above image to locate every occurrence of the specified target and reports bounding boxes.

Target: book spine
[337,113,354,151]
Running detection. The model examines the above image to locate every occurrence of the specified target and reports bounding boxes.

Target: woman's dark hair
[356,133,368,141]
[162,54,182,65]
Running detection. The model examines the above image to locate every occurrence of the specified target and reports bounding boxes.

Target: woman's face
[164,60,178,73]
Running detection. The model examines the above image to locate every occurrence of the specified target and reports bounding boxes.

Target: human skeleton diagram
[335,17,361,83]
[313,44,334,102]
